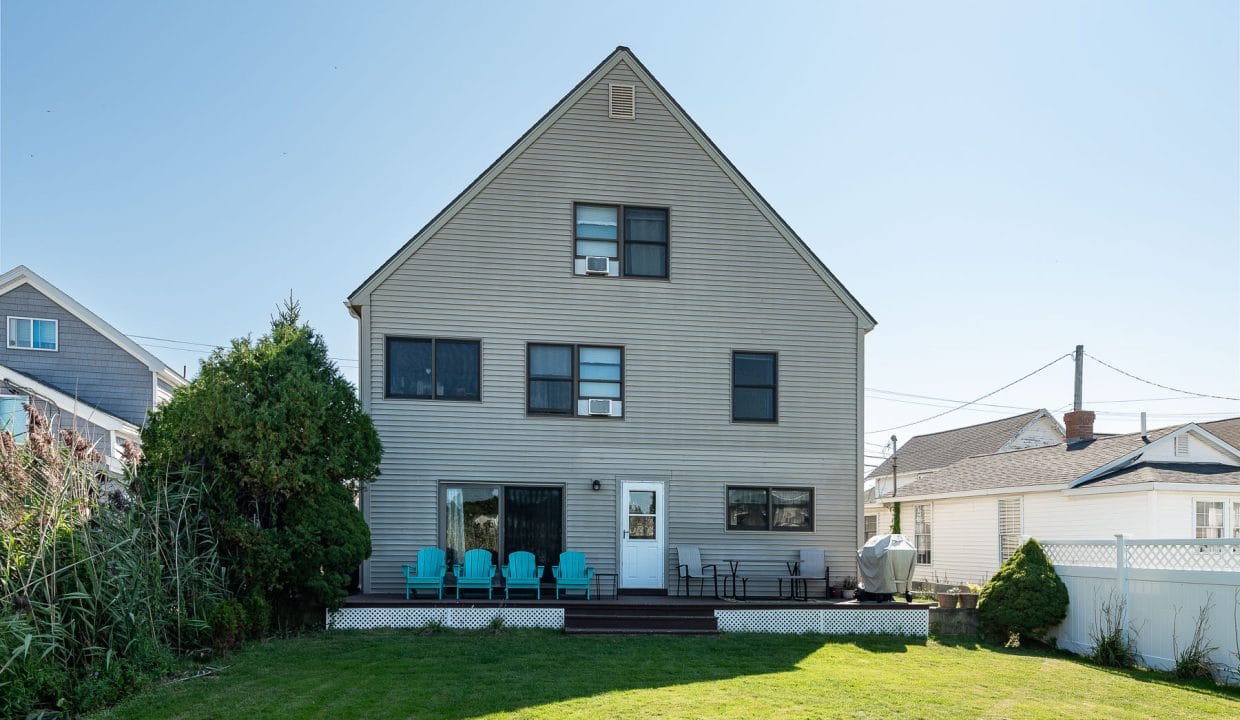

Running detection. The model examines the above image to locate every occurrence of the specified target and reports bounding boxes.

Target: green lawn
[93,630,1238,720]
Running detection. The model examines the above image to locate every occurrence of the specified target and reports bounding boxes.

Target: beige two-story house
[346,47,875,595]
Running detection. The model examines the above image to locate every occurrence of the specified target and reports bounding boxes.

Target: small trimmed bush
[210,600,250,653]
[977,538,1069,645]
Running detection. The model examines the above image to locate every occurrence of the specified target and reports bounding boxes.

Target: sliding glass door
[442,484,563,579]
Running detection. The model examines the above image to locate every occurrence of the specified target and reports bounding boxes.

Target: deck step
[563,627,720,636]
[567,615,718,630]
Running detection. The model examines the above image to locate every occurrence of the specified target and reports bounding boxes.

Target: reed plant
[1,403,224,717]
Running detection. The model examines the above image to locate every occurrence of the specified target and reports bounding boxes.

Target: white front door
[619,480,666,589]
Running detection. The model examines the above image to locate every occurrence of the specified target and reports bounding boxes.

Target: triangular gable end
[1070,423,1240,488]
[0,265,186,386]
[347,47,875,330]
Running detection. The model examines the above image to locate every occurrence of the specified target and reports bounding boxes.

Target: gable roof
[866,409,1057,479]
[346,47,875,330]
[881,416,1240,499]
[0,265,186,387]
[1,363,139,435]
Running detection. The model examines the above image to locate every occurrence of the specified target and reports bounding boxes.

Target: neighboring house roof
[0,363,140,436]
[1086,462,1240,488]
[880,417,1240,499]
[866,409,1056,479]
[0,265,187,387]
[346,46,876,330]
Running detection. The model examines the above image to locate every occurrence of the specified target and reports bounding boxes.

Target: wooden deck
[343,592,931,611]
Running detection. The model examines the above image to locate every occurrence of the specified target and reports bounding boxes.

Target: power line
[866,387,1036,412]
[130,333,360,365]
[868,353,1073,434]
[1085,353,1240,402]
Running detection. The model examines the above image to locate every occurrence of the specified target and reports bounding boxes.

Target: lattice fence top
[1042,539,1240,572]
[714,609,928,637]
[1042,542,1117,568]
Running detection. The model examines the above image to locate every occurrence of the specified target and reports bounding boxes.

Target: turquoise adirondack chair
[552,551,595,600]
[453,548,497,599]
[502,551,544,599]
[402,547,447,600]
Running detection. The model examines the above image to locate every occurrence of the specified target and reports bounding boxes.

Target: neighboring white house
[870,411,1240,585]
[863,409,1064,540]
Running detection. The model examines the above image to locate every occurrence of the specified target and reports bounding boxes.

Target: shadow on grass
[930,634,1240,701]
[106,629,925,720]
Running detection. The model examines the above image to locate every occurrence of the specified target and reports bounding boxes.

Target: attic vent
[608,83,636,119]
[1174,435,1190,457]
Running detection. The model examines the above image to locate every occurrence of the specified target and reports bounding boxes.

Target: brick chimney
[1064,410,1096,444]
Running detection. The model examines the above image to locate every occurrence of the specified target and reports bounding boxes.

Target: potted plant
[935,589,959,609]
[957,583,980,609]
[841,576,857,600]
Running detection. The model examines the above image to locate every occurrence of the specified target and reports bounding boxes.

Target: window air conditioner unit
[585,256,610,275]
[587,398,613,416]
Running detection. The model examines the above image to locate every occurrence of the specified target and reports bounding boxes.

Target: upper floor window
[7,317,58,351]
[386,337,480,401]
[527,343,623,417]
[732,351,777,422]
[574,204,668,279]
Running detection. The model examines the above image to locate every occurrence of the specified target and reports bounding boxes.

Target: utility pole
[890,434,898,498]
[1073,344,1084,411]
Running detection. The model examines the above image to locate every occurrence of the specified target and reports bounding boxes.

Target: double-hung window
[914,504,932,564]
[732,352,777,422]
[527,343,623,417]
[7,317,57,351]
[574,204,668,278]
[725,486,813,531]
[386,337,480,400]
[0,395,29,441]
[1194,500,1225,539]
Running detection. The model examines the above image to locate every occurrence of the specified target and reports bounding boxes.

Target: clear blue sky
[3,1,1237,459]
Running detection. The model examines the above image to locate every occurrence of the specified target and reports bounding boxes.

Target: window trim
[384,336,482,402]
[6,316,58,352]
[914,503,932,565]
[526,342,625,418]
[572,202,671,280]
[724,485,814,532]
[731,350,779,423]
[1192,497,1229,539]
[997,497,1023,563]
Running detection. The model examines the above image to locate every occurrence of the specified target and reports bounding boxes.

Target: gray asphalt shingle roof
[880,417,1240,498]
[866,410,1047,480]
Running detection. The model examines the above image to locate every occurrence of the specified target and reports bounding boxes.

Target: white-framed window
[998,497,1023,562]
[863,514,878,543]
[1234,502,1239,539]
[914,504,932,565]
[1194,499,1226,539]
[0,394,29,440]
[7,317,58,351]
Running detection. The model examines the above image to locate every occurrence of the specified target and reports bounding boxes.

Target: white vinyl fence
[1041,536,1240,684]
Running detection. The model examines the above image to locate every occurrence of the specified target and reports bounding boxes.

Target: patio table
[723,559,802,600]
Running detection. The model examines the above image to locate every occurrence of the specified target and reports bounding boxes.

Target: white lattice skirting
[327,607,565,630]
[715,609,928,636]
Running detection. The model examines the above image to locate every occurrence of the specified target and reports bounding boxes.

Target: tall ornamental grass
[0,404,224,717]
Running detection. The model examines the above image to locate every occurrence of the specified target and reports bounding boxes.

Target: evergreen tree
[978,538,1069,644]
[142,300,381,615]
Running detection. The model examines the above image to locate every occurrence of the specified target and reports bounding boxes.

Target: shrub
[1172,600,1218,680]
[977,538,1069,645]
[244,593,273,638]
[1089,593,1137,668]
[142,300,381,621]
[209,600,249,653]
